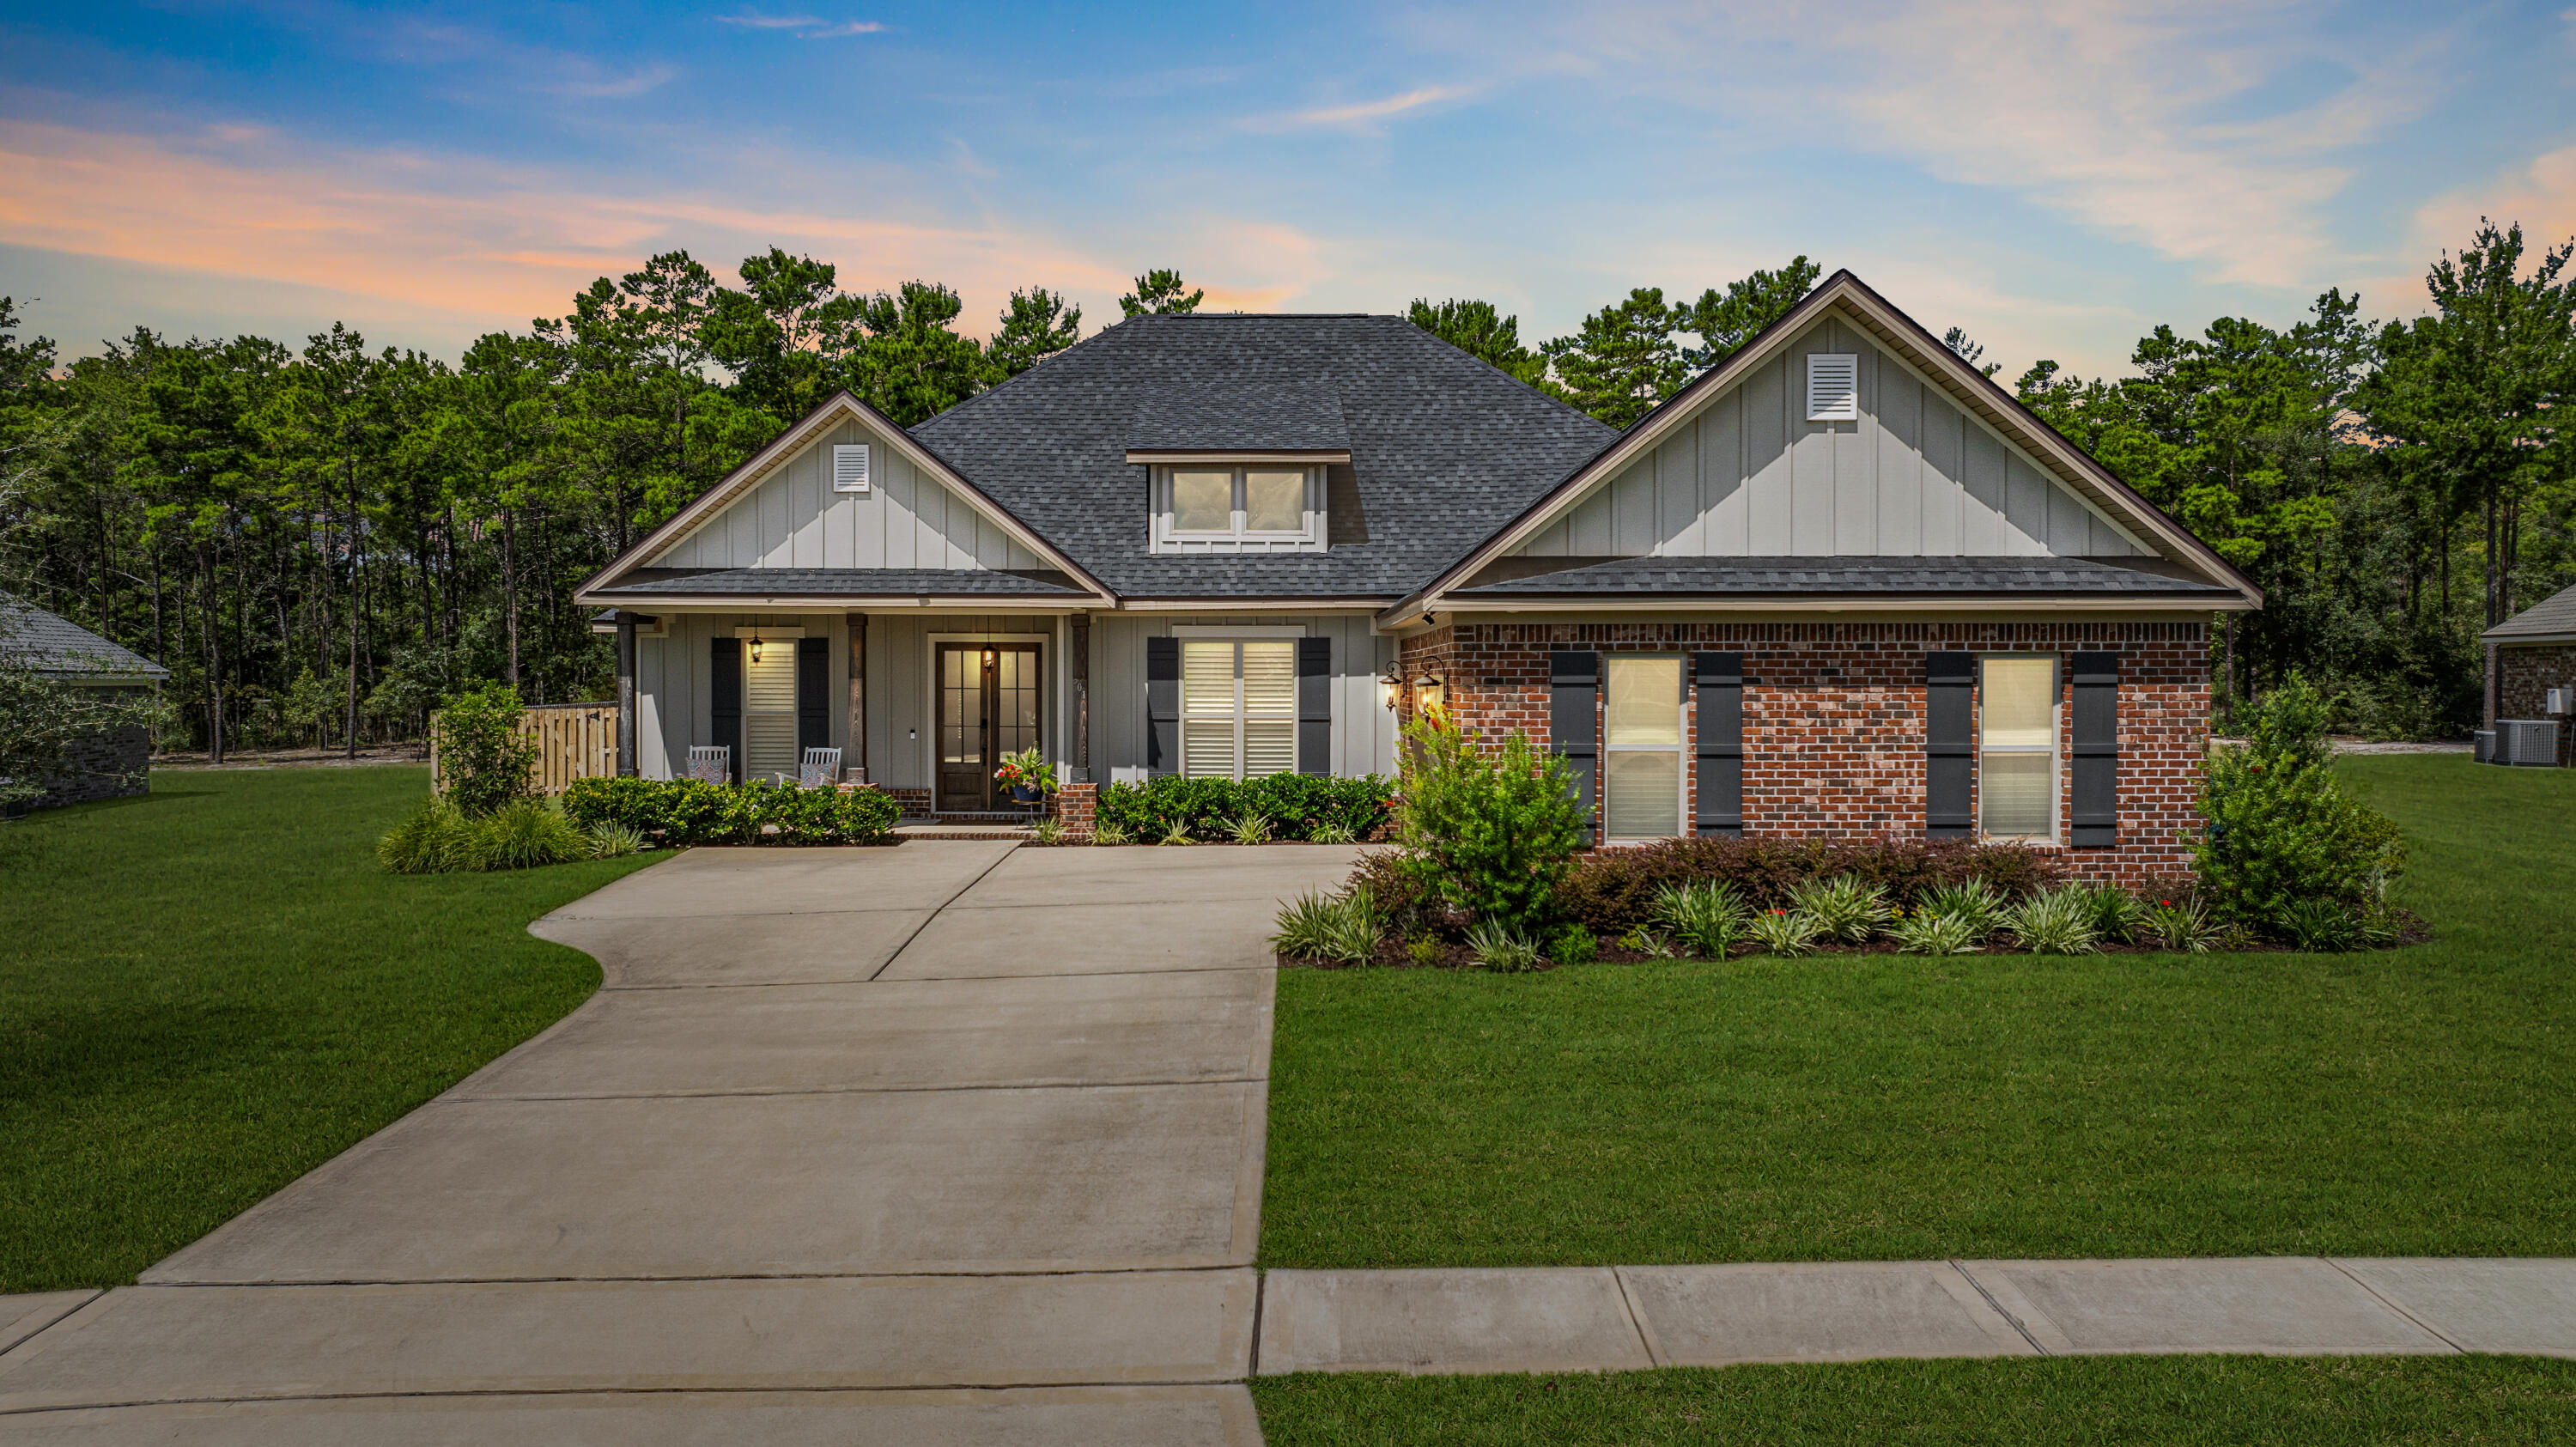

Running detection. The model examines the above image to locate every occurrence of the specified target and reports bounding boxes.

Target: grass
[0,767,660,1291]
[1261,755,2576,1268]
[1252,1355,2576,1445]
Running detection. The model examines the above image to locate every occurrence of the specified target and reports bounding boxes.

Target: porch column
[846,611,869,781]
[615,613,637,777]
[1071,612,1091,783]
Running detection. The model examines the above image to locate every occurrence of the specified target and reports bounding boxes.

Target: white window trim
[1601,653,1688,843]
[1178,636,1297,782]
[1153,465,1322,545]
[1170,624,1309,638]
[1976,652,2060,843]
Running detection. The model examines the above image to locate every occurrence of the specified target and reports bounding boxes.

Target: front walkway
[0,841,1359,1444]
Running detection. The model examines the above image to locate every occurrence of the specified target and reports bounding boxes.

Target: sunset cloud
[1253,85,1476,131]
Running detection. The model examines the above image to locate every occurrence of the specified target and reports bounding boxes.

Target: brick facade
[15,714,151,814]
[1398,618,2210,886]
[1052,781,1098,837]
[2495,642,2576,765]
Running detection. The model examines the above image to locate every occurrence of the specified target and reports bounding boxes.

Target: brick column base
[1053,781,1098,838]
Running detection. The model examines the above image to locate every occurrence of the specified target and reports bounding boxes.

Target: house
[576,271,2258,880]
[2483,581,2576,764]
[0,593,168,812]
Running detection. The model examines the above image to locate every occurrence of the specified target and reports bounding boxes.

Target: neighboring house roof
[2485,581,2576,643]
[911,313,1618,599]
[0,593,169,682]
[589,567,1092,603]
[1454,556,2242,602]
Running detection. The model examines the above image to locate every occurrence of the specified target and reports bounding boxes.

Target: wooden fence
[431,702,619,796]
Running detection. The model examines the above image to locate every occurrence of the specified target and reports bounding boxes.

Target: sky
[6,0,2576,380]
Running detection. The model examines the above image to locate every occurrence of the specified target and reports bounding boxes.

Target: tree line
[3,223,2570,760]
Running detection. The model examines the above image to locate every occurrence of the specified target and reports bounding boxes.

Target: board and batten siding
[1091,613,1398,779]
[1512,316,2146,560]
[652,417,1046,572]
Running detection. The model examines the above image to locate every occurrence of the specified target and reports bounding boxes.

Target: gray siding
[1514,316,2145,560]
[653,417,1046,572]
[1091,612,1397,779]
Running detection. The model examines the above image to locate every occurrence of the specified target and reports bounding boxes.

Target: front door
[936,642,1041,811]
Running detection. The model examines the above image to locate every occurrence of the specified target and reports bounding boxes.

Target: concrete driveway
[0,841,1363,1444]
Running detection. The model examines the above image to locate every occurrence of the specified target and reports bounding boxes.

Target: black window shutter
[2069,651,2118,847]
[1146,636,1180,777]
[1693,652,1743,836]
[1925,651,1974,837]
[709,636,744,784]
[1550,651,1600,847]
[1296,635,1332,775]
[796,635,829,756]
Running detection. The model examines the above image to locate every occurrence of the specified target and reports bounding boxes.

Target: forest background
[3,221,2569,758]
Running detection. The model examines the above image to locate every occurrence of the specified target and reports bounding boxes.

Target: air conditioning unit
[2496,718,2561,767]
[2474,729,2495,763]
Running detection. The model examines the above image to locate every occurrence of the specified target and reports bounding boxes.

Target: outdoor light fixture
[748,633,766,665]
[1412,671,1447,713]
[1379,668,1405,710]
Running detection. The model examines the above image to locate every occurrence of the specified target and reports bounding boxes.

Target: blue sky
[6,1,2576,377]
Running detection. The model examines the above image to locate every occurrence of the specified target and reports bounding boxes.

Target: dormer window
[1151,464,1326,552]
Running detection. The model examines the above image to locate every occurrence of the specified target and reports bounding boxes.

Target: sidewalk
[1255,1258,2576,1375]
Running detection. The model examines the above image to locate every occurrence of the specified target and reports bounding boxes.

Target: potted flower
[994,746,1058,806]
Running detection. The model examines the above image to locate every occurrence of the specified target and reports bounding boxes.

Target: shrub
[1746,909,1821,957]
[1274,891,1345,961]
[2077,885,2150,945]
[1548,925,1599,966]
[1918,879,2006,939]
[1466,920,1544,973]
[2004,885,2100,956]
[1311,820,1358,845]
[1619,925,1678,959]
[377,796,474,874]
[469,798,592,872]
[1226,812,1273,844]
[1159,818,1194,845]
[1787,874,1893,943]
[1394,713,1586,934]
[1093,820,1132,846]
[1892,910,1984,956]
[2196,674,2407,929]
[562,775,900,845]
[432,684,538,817]
[1094,774,1394,842]
[586,820,648,858]
[1653,880,1750,959]
[2275,898,2362,952]
[1031,816,1066,845]
[2144,896,2219,953]
[1555,836,2063,933]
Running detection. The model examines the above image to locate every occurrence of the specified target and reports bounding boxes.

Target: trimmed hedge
[1095,774,1394,842]
[562,775,901,846]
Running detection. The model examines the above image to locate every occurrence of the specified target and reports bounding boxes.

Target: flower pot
[1010,783,1041,805]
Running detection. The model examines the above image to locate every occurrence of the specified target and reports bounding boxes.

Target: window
[1602,655,1684,840]
[1182,639,1297,780]
[1979,655,2057,840]
[1158,466,1317,543]
[742,635,800,779]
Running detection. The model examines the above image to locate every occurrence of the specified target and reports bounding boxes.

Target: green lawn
[0,767,659,1292]
[1252,1356,2576,1445]
[1261,755,2576,1269]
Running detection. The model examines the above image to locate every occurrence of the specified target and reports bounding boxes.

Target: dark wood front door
[936,643,1041,811]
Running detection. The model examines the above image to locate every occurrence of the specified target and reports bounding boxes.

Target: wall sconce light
[1412,671,1447,714]
[747,633,766,665]
[1379,668,1405,711]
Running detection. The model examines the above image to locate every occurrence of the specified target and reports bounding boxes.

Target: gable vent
[832,443,872,493]
[1806,353,1859,423]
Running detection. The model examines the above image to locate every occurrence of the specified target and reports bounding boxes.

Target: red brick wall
[1053,781,1098,837]
[1398,619,2210,886]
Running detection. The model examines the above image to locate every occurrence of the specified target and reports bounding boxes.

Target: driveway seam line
[441,1076,1266,1103]
[866,845,1026,982]
[2324,1256,2464,1353]
[0,1378,1259,1416]
[1610,1267,1663,1367]
[1948,1260,2048,1356]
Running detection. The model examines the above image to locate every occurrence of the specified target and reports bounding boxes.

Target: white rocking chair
[799,747,843,787]
[686,745,732,783]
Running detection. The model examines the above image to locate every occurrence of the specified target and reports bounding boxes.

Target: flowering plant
[994,746,1059,795]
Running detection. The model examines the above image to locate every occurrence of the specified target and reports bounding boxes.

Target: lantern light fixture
[1412,671,1447,714]
[1379,667,1405,711]
[747,633,766,665]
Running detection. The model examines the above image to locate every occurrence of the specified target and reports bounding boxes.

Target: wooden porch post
[615,613,637,777]
[846,611,869,781]
[1071,612,1091,782]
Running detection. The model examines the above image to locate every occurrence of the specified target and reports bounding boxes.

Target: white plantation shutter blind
[1979,655,2057,839]
[832,444,871,493]
[1806,353,1859,422]
[1182,642,1237,778]
[1241,641,1297,779]
[1980,658,2055,747]
[1601,656,1684,839]
[744,647,800,776]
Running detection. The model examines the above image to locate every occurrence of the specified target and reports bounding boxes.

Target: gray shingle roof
[911,313,1618,597]
[1127,380,1349,453]
[2487,581,2576,641]
[1457,556,2241,598]
[0,593,169,679]
[591,568,1090,598]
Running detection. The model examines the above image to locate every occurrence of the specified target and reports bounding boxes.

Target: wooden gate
[432,702,619,795]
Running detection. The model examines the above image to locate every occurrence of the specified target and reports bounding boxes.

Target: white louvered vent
[1806,353,1859,423]
[832,443,872,493]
